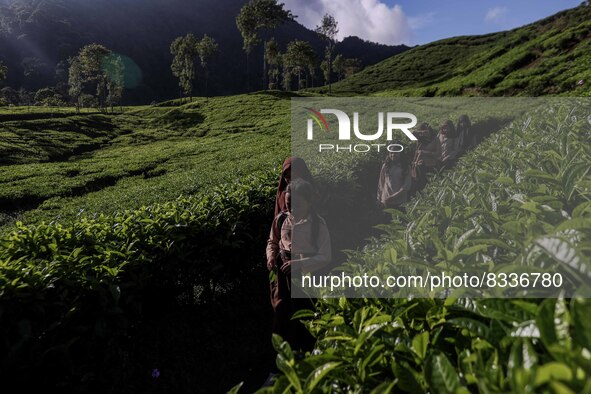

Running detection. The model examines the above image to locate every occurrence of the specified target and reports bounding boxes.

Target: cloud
[282,0,414,45]
[408,12,435,30]
[485,6,508,23]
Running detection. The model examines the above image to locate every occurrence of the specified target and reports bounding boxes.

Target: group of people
[377,114,473,209]
[261,115,473,385]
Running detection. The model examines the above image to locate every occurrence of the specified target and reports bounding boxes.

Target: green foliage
[236,0,293,91]
[0,171,277,388]
[333,55,362,81]
[67,56,83,110]
[322,5,591,97]
[197,34,220,95]
[315,13,339,91]
[265,37,281,89]
[259,102,591,392]
[0,92,292,229]
[170,33,200,99]
[236,2,261,55]
[283,40,317,90]
[236,0,292,54]
[68,44,125,111]
[34,87,65,107]
[104,55,125,108]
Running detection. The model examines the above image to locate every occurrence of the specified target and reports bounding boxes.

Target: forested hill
[327,3,591,96]
[0,0,408,103]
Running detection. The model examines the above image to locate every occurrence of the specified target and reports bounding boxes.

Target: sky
[281,0,584,46]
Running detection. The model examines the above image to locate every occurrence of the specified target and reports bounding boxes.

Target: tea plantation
[0,92,293,230]
[1,5,591,393]
[256,100,591,393]
[320,4,591,97]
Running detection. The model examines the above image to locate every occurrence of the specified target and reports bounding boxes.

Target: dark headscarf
[439,120,457,138]
[457,115,471,137]
[274,157,315,217]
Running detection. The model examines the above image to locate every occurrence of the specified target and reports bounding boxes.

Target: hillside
[0,92,297,229]
[0,0,408,103]
[325,4,591,96]
[1,3,591,393]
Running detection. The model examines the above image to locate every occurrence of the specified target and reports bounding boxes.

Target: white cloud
[282,0,414,45]
[485,6,508,23]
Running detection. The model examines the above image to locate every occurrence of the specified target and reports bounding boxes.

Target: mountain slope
[0,0,408,103]
[326,4,591,96]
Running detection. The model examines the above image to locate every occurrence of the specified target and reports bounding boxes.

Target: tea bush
[258,103,591,392]
[0,170,277,389]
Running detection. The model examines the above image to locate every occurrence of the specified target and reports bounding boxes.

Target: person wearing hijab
[266,179,331,351]
[456,114,472,151]
[377,145,412,209]
[410,122,442,195]
[274,157,315,218]
[438,120,460,169]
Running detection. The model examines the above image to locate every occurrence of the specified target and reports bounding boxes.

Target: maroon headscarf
[274,157,315,217]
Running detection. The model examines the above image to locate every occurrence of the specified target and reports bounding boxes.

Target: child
[266,179,331,351]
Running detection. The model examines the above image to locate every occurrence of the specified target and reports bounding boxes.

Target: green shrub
[0,170,277,389]
[259,102,591,393]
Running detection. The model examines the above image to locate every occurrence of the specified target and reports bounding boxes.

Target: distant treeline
[0,0,408,105]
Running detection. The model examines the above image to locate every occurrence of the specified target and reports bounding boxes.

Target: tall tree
[67,56,83,112]
[315,13,338,93]
[105,55,125,112]
[333,54,345,81]
[329,54,363,81]
[236,1,258,91]
[320,60,329,88]
[78,44,112,110]
[265,37,281,89]
[170,33,200,102]
[236,0,292,91]
[54,60,69,97]
[197,34,219,97]
[283,40,316,90]
[343,57,362,78]
[67,44,125,112]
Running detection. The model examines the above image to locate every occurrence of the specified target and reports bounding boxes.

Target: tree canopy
[236,0,293,90]
[197,34,220,96]
[67,43,125,112]
[170,33,200,100]
[315,13,339,92]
